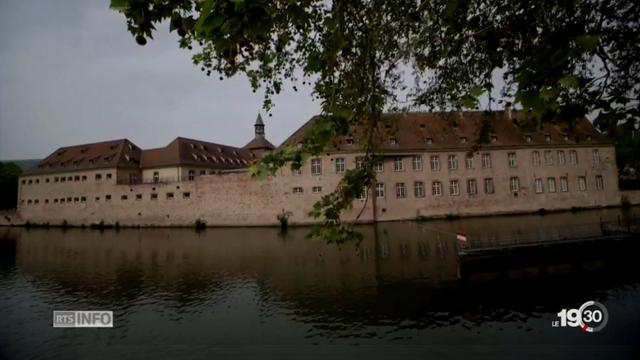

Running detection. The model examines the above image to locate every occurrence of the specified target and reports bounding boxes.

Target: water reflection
[1,208,639,359]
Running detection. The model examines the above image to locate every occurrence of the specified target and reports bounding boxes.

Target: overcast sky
[0,0,320,160]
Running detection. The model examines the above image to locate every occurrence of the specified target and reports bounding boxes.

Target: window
[507,152,516,168]
[188,170,195,181]
[449,180,460,196]
[151,193,158,200]
[558,151,566,165]
[465,155,474,169]
[28,179,32,184]
[393,157,404,171]
[311,158,322,175]
[355,157,364,170]
[510,177,520,193]
[54,198,59,203]
[430,156,440,171]
[68,176,72,181]
[166,192,174,199]
[484,178,494,194]
[389,137,398,145]
[292,167,302,176]
[153,172,159,183]
[535,178,544,193]
[21,180,26,185]
[67,197,72,202]
[357,188,367,200]
[547,178,557,193]
[45,178,50,183]
[460,137,467,143]
[560,176,569,192]
[412,155,423,171]
[61,177,66,183]
[35,179,39,184]
[375,160,384,172]
[525,135,532,143]
[426,137,433,145]
[491,136,497,143]
[592,149,600,164]
[74,176,80,181]
[432,181,443,197]
[80,197,86,202]
[578,176,587,191]
[312,186,322,194]
[293,187,303,194]
[335,158,345,174]
[121,195,128,200]
[200,170,206,175]
[569,150,578,165]
[595,175,604,190]
[414,181,425,198]
[532,151,541,166]
[346,138,355,145]
[95,197,100,201]
[448,155,458,170]
[467,179,477,195]
[95,174,102,181]
[482,153,492,169]
[544,150,553,165]
[81,175,87,181]
[54,177,59,182]
[105,195,112,201]
[34,199,39,204]
[375,183,385,198]
[183,192,191,199]
[395,183,407,198]
[545,134,551,143]
[60,199,65,204]
[106,173,112,180]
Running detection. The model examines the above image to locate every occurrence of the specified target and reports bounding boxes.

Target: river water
[0,208,639,359]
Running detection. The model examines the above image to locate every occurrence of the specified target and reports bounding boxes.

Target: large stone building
[14,111,623,227]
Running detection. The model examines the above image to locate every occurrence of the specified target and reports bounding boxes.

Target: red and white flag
[456,232,468,244]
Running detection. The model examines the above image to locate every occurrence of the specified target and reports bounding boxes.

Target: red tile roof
[140,137,254,169]
[24,139,141,175]
[280,111,610,152]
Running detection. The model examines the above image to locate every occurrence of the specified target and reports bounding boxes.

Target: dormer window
[233,150,239,156]
[491,136,497,143]
[128,144,134,150]
[586,135,592,141]
[545,134,551,143]
[346,138,354,145]
[564,135,569,141]
[525,135,532,143]
[389,137,398,145]
[190,144,195,149]
[217,147,223,153]
[192,153,198,160]
[200,144,206,150]
[296,142,303,149]
[460,137,467,144]
[419,124,426,129]
[124,155,130,162]
[426,138,433,145]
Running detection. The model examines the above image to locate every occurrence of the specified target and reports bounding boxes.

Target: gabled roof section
[243,136,275,151]
[141,137,254,169]
[23,139,141,175]
[279,111,610,152]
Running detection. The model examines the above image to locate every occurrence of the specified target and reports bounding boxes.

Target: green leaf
[469,85,484,97]
[109,0,128,11]
[558,75,579,89]
[575,35,600,51]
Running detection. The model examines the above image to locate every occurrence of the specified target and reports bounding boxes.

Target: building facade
[14,111,622,227]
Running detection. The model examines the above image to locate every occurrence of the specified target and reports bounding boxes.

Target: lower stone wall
[14,170,624,227]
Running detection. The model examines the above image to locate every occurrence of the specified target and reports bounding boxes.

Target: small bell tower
[254,113,265,138]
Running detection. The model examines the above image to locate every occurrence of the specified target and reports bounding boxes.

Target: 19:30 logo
[552,301,609,333]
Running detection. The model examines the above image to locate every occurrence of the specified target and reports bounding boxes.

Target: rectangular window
[535,178,543,193]
[151,193,158,200]
[105,195,112,201]
[448,155,458,170]
[95,197,100,201]
[80,197,86,202]
[569,150,578,165]
[375,183,385,198]
[188,170,195,181]
[183,192,191,199]
[67,197,72,202]
[508,152,517,168]
[395,183,407,198]
[135,194,142,200]
[200,170,206,175]
[357,188,367,200]
[311,158,322,175]
[484,178,494,194]
[393,157,404,171]
[375,160,384,172]
[95,174,102,181]
[544,150,553,165]
[293,187,303,194]
[54,198,59,203]
[106,173,112,180]
[312,186,322,194]
[121,195,127,200]
[54,177,59,182]
[482,153,492,169]
[412,155,423,171]
[166,192,174,199]
[45,178,50,183]
[430,156,440,171]
[465,155,474,169]
[467,179,477,195]
[335,158,345,174]
[558,151,566,165]
[548,178,557,193]
[595,175,604,190]
[153,172,159,183]
[82,175,87,181]
[414,181,425,198]
[356,157,364,170]
[74,176,80,181]
[432,181,443,197]
[292,168,302,176]
[449,179,460,196]
[510,177,520,192]
[61,177,66,183]
[560,176,569,192]
[592,149,600,164]
[578,176,587,191]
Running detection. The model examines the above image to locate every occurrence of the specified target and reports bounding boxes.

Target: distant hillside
[1,159,40,171]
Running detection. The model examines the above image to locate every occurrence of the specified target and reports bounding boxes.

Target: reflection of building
[15,111,621,226]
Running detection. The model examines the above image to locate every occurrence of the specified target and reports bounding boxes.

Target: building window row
[21,172,113,185]
[534,175,604,193]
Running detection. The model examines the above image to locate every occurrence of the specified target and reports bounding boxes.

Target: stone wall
[14,145,622,227]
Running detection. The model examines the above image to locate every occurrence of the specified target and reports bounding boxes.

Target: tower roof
[255,113,264,126]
